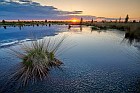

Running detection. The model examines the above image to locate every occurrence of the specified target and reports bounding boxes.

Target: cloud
[0,0,97,20]
[18,0,31,2]
[71,11,83,14]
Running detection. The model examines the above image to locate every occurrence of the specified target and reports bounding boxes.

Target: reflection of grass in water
[121,31,140,63]
[121,31,140,62]
[122,31,140,45]
[1,35,69,91]
[121,31,140,92]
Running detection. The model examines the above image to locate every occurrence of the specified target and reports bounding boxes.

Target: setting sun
[71,18,78,22]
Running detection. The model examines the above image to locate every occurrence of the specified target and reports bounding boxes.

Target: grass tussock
[7,35,67,87]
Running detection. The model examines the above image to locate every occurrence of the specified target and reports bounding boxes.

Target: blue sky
[0,0,139,20]
[0,0,96,20]
[0,0,69,19]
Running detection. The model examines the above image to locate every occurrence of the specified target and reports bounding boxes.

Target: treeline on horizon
[0,14,140,24]
[0,14,140,34]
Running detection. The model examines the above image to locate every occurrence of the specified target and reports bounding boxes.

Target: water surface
[0,25,140,93]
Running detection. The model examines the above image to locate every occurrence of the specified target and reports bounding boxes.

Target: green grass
[8,36,67,87]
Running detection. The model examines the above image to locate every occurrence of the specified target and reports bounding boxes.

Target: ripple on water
[0,26,140,93]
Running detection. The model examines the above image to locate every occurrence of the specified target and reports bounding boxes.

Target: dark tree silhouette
[125,14,129,23]
[115,19,117,23]
[80,18,83,24]
[133,20,136,23]
[91,18,94,23]
[119,17,121,23]
[102,20,106,23]
[45,20,48,23]
[2,20,5,23]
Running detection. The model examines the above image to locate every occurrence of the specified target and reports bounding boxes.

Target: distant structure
[125,14,129,23]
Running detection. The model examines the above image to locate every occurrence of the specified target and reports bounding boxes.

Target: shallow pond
[0,25,140,93]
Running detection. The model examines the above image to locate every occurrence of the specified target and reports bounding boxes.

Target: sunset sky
[33,0,140,18]
[0,0,140,20]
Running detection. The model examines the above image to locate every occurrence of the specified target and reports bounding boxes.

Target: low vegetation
[5,36,67,88]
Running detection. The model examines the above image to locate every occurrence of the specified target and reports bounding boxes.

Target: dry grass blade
[3,35,68,89]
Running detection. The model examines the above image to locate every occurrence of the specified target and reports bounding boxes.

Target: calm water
[0,25,140,93]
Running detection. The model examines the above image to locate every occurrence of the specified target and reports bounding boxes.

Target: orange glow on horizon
[71,18,79,23]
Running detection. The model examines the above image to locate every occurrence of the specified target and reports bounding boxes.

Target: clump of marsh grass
[6,35,68,87]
